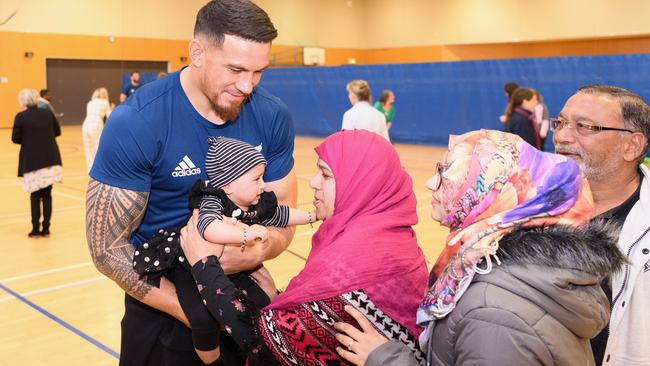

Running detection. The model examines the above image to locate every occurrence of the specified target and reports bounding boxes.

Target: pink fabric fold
[266,130,428,336]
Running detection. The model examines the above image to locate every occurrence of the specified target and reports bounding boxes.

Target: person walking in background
[342,80,389,141]
[533,89,550,151]
[37,89,59,117]
[499,81,519,123]
[11,88,63,237]
[374,89,395,131]
[505,87,541,149]
[82,87,113,172]
[119,71,141,103]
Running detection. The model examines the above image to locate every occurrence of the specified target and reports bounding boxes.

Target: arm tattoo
[86,178,151,299]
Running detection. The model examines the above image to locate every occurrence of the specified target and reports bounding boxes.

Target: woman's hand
[180,210,224,266]
[334,305,388,365]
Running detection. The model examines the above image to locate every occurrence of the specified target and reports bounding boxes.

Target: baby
[133,136,316,364]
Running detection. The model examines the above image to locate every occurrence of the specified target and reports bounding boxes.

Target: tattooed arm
[85,178,189,325]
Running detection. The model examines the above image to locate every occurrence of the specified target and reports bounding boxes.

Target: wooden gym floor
[0,125,448,365]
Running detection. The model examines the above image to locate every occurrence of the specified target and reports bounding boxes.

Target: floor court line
[0,282,120,360]
[0,275,107,303]
[0,261,93,283]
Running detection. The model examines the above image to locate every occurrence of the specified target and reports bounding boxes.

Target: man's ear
[189,38,205,67]
[623,133,647,162]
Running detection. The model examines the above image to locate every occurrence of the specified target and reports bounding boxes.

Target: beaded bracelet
[241,227,247,252]
[307,211,314,228]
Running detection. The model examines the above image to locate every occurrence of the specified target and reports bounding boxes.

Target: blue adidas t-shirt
[91,70,295,246]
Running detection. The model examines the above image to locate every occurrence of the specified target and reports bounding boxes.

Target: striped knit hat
[205,136,266,188]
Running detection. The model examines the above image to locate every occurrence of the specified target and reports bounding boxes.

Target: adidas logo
[172,155,202,177]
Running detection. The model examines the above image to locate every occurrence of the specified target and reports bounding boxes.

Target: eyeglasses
[549,118,636,135]
[430,162,445,191]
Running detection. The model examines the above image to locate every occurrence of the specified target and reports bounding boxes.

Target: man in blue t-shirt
[119,71,142,103]
[86,1,296,365]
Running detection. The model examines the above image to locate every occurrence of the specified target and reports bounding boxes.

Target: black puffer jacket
[366,221,626,366]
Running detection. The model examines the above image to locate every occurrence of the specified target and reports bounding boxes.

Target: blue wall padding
[260,53,650,149]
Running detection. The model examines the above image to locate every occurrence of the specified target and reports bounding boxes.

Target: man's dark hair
[504,82,519,98]
[578,84,650,157]
[131,71,139,76]
[378,89,393,104]
[39,89,49,98]
[194,0,278,47]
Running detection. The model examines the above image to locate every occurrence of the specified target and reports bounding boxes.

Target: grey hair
[18,88,39,108]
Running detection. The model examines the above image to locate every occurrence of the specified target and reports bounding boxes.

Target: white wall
[2,0,650,47]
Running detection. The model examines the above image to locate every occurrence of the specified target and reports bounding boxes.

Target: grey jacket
[366,222,625,366]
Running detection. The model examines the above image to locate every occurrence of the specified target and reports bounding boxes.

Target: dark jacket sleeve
[506,115,537,148]
[453,309,553,365]
[11,115,22,144]
[365,341,420,366]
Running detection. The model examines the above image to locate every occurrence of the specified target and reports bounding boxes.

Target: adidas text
[172,167,201,177]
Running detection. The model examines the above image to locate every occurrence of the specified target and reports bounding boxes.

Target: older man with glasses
[553,84,650,365]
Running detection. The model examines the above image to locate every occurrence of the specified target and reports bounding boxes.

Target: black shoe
[28,231,40,238]
[40,229,50,237]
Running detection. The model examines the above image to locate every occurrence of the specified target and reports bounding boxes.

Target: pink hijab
[267,130,428,336]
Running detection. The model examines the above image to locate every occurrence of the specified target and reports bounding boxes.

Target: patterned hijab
[417,129,593,343]
[268,130,428,336]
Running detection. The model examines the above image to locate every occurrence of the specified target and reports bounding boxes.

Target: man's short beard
[556,143,619,182]
[213,96,248,122]
[581,158,620,182]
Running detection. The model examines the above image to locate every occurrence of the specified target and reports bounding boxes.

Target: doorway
[45,59,168,125]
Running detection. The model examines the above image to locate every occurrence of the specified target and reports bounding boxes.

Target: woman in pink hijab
[181,129,428,365]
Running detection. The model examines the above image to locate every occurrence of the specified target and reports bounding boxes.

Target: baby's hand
[247,224,268,243]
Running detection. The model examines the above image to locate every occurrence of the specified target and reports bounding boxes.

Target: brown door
[45,59,168,125]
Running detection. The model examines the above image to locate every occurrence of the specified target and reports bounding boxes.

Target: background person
[119,71,141,103]
[81,87,112,172]
[499,81,519,123]
[504,87,541,149]
[533,89,550,151]
[12,88,62,237]
[342,80,389,141]
[374,89,395,131]
[37,88,59,117]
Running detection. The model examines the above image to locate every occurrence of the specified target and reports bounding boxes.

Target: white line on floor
[0,275,107,303]
[0,262,93,283]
